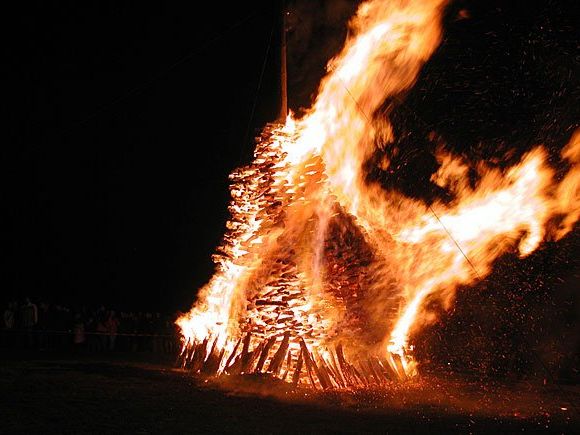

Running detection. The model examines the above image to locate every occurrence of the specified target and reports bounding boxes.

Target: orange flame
[178,0,579,383]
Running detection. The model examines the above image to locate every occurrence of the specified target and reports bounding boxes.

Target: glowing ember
[177,0,579,388]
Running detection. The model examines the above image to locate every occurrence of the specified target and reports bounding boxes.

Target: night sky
[6,0,578,318]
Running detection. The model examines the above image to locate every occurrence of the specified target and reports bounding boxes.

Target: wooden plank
[375,358,395,383]
[254,336,277,373]
[365,358,383,387]
[215,347,226,374]
[329,350,347,387]
[176,340,191,368]
[335,344,357,387]
[203,336,219,365]
[324,354,345,388]
[360,360,377,386]
[224,337,243,373]
[200,338,219,376]
[299,340,319,389]
[239,332,253,373]
[292,349,303,387]
[267,332,290,375]
[300,339,331,389]
[179,341,193,369]
[246,342,265,373]
[317,355,340,388]
[227,355,242,375]
[280,349,293,381]
[386,353,404,380]
[350,362,367,387]
[191,338,209,373]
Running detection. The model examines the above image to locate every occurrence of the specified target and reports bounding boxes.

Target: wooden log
[317,355,339,389]
[350,363,367,387]
[201,337,221,375]
[254,336,277,373]
[206,336,219,363]
[280,349,293,381]
[377,358,397,382]
[245,342,265,373]
[255,300,287,306]
[329,350,347,387]
[389,353,406,380]
[335,344,357,387]
[227,355,242,375]
[312,348,336,389]
[224,337,243,373]
[201,351,218,376]
[239,332,253,373]
[300,339,330,389]
[267,332,290,375]
[191,338,209,373]
[359,360,374,386]
[180,341,193,369]
[298,340,319,389]
[368,357,386,385]
[346,365,362,389]
[365,359,383,387]
[176,340,191,368]
[323,354,344,388]
[292,349,304,387]
[372,358,393,383]
[241,332,252,355]
[215,347,226,374]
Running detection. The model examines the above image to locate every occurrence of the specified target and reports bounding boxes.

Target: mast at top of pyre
[176,0,580,390]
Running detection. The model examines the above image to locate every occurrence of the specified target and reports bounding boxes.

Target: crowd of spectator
[1,297,182,355]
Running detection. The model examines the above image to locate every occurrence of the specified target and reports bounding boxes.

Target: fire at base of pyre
[177,124,414,389]
[176,0,580,390]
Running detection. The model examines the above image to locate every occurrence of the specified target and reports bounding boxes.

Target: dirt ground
[1,351,578,434]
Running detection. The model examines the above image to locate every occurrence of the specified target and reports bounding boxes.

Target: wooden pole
[278,0,288,121]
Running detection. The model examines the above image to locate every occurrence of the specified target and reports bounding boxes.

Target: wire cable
[239,18,276,162]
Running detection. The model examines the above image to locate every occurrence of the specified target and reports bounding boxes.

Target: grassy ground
[0,351,578,434]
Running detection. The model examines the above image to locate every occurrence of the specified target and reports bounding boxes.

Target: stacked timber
[178,124,408,388]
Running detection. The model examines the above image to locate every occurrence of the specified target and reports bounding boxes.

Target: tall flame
[178,0,579,383]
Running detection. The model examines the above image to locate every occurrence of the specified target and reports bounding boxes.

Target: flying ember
[177,0,580,388]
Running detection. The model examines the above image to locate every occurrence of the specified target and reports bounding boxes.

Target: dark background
[5,0,578,331]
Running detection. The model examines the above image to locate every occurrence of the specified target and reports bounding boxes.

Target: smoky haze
[287,0,357,111]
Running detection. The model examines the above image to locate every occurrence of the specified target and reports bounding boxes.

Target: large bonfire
[177,0,580,388]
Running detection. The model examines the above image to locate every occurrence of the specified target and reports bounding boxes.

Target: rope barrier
[1,329,176,338]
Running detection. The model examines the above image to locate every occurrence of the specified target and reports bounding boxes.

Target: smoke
[179,0,579,384]
[286,0,358,111]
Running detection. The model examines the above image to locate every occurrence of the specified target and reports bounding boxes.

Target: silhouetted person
[105,310,119,351]
[37,302,50,350]
[96,315,108,351]
[21,297,38,348]
[3,302,16,329]
[72,313,86,351]
[2,302,17,348]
